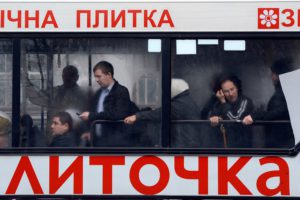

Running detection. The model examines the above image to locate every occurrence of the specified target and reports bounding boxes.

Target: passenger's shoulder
[114,81,129,91]
[241,95,253,102]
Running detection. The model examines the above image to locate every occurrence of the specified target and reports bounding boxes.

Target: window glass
[171,38,299,149]
[21,38,162,148]
[0,40,12,148]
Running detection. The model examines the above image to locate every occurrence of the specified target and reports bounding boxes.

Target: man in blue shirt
[80,61,132,147]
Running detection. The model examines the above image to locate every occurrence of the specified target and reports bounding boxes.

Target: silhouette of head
[270,58,294,86]
[20,114,33,128]
[271,58,293,76]
[62,65,79,88]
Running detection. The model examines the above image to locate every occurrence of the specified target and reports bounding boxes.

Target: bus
[0,0,300,199]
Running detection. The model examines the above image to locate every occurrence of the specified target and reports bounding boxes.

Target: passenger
[200,73,224,148]
[201,73,220,119]
[243,58,295,148]
[20,114,45,147]
[49,111,76,147]
[24,65,89,145]
[209,73,254,148]
[124,78,202,148]
[0,111,11,148]
[79,61,132,147]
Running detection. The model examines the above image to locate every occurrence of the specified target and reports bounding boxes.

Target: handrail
[90,119,291,126]
[89,119,292,147]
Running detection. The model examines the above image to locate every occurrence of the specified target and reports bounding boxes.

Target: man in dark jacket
[24,65,89,145]
[209,73,254,148]
[49,111,76,147]
[124,78,202,147]
[80,61,132,147]
[243,58,295,148]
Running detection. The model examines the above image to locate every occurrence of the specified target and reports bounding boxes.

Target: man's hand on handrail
[209,116,222,127]
[242,115,254,125]
[124,115,137,125]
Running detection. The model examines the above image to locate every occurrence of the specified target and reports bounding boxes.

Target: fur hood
[171,78,189,99]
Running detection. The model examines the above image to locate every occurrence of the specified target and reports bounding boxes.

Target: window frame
[0,32,298,156]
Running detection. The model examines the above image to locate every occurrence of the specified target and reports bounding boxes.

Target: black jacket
[210,95,254,148]
[89,81,131,121]
[252,84,295,148]
[137,90,202,147]
[89,81,131,146]
[49,131,76,147]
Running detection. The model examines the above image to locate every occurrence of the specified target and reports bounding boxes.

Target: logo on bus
[258,8,279,29]
[258,8,300,29]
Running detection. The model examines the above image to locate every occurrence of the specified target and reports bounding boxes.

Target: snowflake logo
[258,8,279,29]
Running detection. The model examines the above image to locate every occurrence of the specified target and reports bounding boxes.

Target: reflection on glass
[0,40,12,148]
[27,54,47,72]
[137,75,159,107]
[0,81,5,105]
[172,38,299,149]
[21,38,162,148]
[0,55,5,72]
[147,78,158,105]
[138,78,146,104]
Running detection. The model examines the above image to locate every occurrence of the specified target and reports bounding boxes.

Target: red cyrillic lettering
[7,10,22,28]
[218,157,252,195]
[174,156,208,194]
[282,9,295,27]
[41,10,58,28]
[157,10,174,27]
[89,156,125,194]
[6,156,43,194]
[24,10,39,28]
[144,10,157,27]
[128,10,142,27]
[93,10,108,28]
[77,10,91,28]
[0,10,4,28]
[298,9,300,27]
[49,156,83,194]
[130,156,169,195]
[257,157,290,196]
[111,10,125,27]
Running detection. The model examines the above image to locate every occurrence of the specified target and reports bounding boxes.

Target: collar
[106,81,115,92]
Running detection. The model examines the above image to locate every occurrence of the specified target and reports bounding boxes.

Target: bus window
[0,40,12,148]
[20,38,162,148]
[171,38,299,149]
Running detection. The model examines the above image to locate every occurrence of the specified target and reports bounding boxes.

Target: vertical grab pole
[12,38,21,147]
[161,38,171,147]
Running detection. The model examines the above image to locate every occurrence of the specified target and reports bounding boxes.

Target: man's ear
[62,123,69,132]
